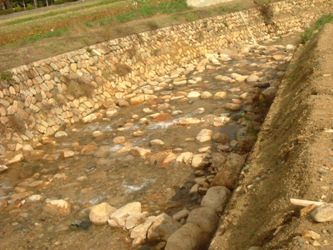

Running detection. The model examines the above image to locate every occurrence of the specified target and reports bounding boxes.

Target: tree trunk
[45,0,48,7]
[33,0,37,7]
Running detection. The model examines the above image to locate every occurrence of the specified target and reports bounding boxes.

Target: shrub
[0,71,13,81]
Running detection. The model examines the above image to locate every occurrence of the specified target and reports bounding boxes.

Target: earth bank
[209,23,333,250]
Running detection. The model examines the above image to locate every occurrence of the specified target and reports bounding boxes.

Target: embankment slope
[209,23,333,249]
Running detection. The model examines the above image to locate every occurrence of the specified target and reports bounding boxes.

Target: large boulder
[108,202,141,228]
[165,223,211,250]
[211,153,245,189]
[186,207,218,236]
[201,186,230,213]
[147,213,181,242]
[89,202,116,225]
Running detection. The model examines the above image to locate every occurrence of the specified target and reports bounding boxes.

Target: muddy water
[0,44,294,249]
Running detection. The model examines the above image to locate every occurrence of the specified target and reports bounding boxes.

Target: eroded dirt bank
[209,23,333,249]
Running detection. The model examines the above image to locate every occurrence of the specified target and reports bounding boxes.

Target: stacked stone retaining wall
[0,0,332,163]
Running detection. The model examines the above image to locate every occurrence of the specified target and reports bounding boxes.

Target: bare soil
[209,23,333,249]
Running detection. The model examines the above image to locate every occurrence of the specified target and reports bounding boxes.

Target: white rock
[187,91,201,98]
[200,91,212,99]
[82,113,97,123]
[55,131,68,138]
[130,216,156,239]
[177,118,201,125]
[62,150,75,158]
[106,108,118,118]
[89,202,116,225]
[27,194,43,202]
[286,44,296,51]
[44,199,71,216]
[22,144,34,152]
[0,165,8,173]
[214,75,233,82]
[201,186,230,213]
[125,213,146,230]
[92,131,103,137]
[150,139,165,146]
[196,129,213,143]
[213,91,228,100]
[108,202,142,228]
[246,74,259,83]
[176,152,194,165]
[191,154,208,170]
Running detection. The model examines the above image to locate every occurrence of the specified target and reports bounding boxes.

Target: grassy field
[0,0,272,71]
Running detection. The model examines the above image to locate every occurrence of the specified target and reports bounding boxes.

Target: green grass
[21,28,69,44]
[5,0,123,26]
[301,14,333,44]
[185,12,199,22]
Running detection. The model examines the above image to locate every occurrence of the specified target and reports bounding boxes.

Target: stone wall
[0,0,332,164]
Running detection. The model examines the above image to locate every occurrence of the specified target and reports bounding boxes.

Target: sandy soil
[209,23,333,249]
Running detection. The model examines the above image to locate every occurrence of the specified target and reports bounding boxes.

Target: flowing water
[0,43,294,249]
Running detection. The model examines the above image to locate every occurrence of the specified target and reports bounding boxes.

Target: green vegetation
[301,14,333,44]
[0,71,13,81]
[22,28,68,44]
[185,12,199,22]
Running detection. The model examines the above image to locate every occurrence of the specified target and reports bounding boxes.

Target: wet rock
[125,213,146,230]
[224,103,242,111]
[286,44,296,51]
[62,150,75,158]
[201,186,230,213]
[55,131,68,138]
[89,202,116,225]
[196,129,213,143]
[302,230,321,240]
[82,113,98,123]
[27,194,43,202]
[176,152,194,165]
[213,91,228,99]
[246,74,259,83]
[153,113,173,122]
[147,213,181,242]
[172,209,189,221]
[150,139,165,146]
[44,199,71,216]
[133,130,144,137]
[230,73,247,82]
[210,152,227,170]
[0,165,8,173]
[214,75,232,82]
[191,154,208,170]
[106,108,118,118]
[92,131,103,137]
[187,91,201,98]
[4,153,23,165]
[129,147,151,159]
[130,95,145,105]
[130,216,156,239]
[187,207,218,235]
[108,202,142,228]
[311,204,333,222]
[177,118,201,125]
[165,223,210,250]
[113,136,126,144]
[261,86,277,102]
[201,91,212,99]
[212,132,230,144]
[10,191,33,201]
[211,153,245,189]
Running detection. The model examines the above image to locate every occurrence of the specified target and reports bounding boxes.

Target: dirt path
[209,23,333,249]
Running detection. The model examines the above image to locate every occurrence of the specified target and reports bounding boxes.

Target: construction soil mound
[209,23,333,250]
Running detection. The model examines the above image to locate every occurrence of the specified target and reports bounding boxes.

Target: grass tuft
[301,14,333,44]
